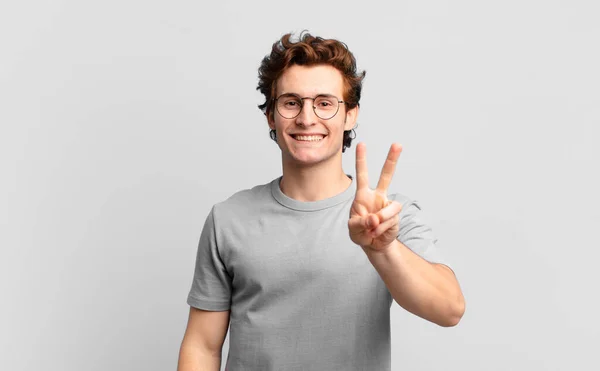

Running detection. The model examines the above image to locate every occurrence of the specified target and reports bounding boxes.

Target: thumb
[365,214,378,229]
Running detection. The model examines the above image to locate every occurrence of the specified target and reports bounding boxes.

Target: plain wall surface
[1,0,599,370]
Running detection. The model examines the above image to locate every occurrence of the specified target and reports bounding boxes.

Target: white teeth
[294,135,325,142]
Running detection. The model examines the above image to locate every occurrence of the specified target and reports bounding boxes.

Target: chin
[279,136,342,166]
[285,150,336,167]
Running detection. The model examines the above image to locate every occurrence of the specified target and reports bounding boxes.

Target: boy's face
[268,64,358,167]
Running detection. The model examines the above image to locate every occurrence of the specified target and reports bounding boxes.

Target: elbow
[440,313,463,327]
[439,295,466,327]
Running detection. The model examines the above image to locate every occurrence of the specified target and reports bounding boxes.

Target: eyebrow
[278,92,338,98]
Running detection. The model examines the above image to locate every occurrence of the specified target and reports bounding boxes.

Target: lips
[290,133,327,138]
[290,133,327,142]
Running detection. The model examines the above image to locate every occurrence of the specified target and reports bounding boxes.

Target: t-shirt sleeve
[392,195,452,269]
[186,206,232,311]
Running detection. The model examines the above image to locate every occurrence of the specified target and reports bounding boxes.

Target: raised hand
[348,142,404,252]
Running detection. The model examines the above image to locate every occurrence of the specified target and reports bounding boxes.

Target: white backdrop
[1,0,599,370]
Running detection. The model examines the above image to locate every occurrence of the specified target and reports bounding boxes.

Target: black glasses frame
[273,93,345,120]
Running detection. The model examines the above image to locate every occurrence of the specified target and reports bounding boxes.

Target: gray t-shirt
[187,175,450,370]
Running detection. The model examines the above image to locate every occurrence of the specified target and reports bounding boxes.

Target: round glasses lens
[314,95,339,119]
[277,95,302,119]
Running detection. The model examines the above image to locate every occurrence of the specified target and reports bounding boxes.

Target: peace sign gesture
[349,142,404,252]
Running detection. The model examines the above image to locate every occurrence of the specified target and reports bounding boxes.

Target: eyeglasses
[274,93,345,120]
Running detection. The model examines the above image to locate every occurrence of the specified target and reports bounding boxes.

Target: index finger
[355,142,369,191]
[375,143,402,193]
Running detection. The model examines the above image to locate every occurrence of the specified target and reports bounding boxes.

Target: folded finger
[369,214,399,238]
[376,200,403,223]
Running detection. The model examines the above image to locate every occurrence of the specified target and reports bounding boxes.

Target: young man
[177,32,465,371]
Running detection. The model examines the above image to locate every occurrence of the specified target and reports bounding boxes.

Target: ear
[267,110,276,130]
[344,105,359,131]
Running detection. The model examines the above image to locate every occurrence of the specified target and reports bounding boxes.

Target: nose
[295,99,318,126]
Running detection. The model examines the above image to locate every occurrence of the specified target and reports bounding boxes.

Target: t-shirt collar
[270,174,356,212]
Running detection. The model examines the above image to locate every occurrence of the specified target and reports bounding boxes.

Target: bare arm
[348,143,464,327]
[177,307,230,371]
[364,239,465,327]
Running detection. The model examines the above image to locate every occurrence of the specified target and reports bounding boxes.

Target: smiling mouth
[290,134,327,142]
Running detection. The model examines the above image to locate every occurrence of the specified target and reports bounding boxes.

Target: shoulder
[388,192,418,211]
[211,179,275,221]
[388,192,430,220]
[388,192,411,206]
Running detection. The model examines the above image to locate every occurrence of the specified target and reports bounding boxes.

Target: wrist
[361,239,399,257]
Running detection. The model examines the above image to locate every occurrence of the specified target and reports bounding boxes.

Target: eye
[315,97,337,108]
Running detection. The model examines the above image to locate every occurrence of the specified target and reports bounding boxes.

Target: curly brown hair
[257,31,366,152]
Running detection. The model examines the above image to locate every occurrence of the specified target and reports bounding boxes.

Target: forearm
[364,239,465,327]
[177,342,222,371]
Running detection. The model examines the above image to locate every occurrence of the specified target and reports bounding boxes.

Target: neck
[279,156,352,202]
